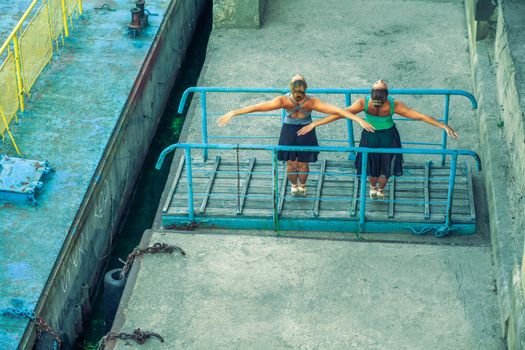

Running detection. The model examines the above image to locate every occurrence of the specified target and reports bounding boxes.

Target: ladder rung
[162,155,185,213]
[278,163,287,215]
[199,156,221,214]
[466,162,476,220]
[424,160,431,219]
[350,169,358,217]
[238,157,256,215]
[388,177,395,218]
[313,159,326,217]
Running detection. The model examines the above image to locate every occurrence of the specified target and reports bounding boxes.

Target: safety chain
[165,222,199,231]
[120,242,186,279]
[98,328,164,350]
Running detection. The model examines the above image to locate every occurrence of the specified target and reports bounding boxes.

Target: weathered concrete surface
[110,0,504,348]
[213,0,265,28]
[159,0,489,244]
[465,0,525,348]
[111,230,501,350]
[0,0,204,349]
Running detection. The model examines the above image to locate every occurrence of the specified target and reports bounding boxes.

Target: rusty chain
[35,316,63,349]
[164,222,199,231]
[98,328,164,350]
[119,242,185,279]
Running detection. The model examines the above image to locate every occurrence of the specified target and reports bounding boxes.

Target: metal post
[0,106,22,155]
[60,0,70,37]
[441,94,450,165]
[201,92,208,161]
[345,93,355,160]
[184,147,195,221]
[272,149,279,232]
[445,153,457,227]
[12,36,25,112]
[358,152,368,232]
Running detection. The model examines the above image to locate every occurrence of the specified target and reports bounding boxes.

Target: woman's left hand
[297,124,315,136]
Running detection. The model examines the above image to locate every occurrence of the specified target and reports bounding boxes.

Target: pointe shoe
[369,186,378,199]
[291,184,301,196]
[376,187,385,200]
[297,183,307,197]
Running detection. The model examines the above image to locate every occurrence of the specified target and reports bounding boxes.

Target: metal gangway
[156,87,481,236]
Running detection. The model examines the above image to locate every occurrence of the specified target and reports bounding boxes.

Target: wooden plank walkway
[161,156,476,232]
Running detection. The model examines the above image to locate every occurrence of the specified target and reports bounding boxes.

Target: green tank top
[364,96,395,130]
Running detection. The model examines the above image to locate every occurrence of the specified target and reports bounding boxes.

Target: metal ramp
[159,150,477,236]
[157,87,481,236]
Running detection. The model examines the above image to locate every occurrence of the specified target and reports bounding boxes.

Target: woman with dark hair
[298,80,459,199]
[218,74,375,196]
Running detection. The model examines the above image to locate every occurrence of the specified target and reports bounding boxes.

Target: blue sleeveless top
[283,94,313,125]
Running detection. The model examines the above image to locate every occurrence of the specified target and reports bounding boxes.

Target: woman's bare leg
[378,175,388,190]
[297,161,309,186]
[377,176,388,199]
[368,176,379,199]
[286,160,298,184]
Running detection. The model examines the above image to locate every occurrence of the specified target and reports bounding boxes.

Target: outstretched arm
[217,96,284,127]
[297,98,370,135]
[394,100,458,138]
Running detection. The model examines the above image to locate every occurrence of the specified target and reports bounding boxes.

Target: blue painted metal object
[0,155,52,206]
[176,86,477,161]
[156,143,481,236]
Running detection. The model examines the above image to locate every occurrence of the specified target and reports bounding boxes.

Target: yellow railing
[0,0,83,155]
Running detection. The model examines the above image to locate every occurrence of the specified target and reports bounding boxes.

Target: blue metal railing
[156,143,481,234]
[177,87,477,163]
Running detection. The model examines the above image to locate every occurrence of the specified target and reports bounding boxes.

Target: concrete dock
[109,0,510,348]
[0,0,205,348]
[114,230,501,349]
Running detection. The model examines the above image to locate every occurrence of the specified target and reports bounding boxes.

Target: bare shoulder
[355,97,365,107]
[306,96,322,107]
[349,98,365,112]
[272,95,288,106]
[393,99,408,111]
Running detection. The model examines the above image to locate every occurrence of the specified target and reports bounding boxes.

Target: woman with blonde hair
[218,74,374,196]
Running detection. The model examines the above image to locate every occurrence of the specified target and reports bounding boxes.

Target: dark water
[74,2,211,348]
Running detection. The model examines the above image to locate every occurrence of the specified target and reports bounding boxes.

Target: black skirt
[277,123,319,162]
[355,125,403,177]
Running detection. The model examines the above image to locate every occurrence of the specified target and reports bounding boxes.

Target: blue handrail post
[201,92,208,161]
[272,149,279,233]
[345,93,356,161]
[441,94,450,165]
[184,147,195,221]
[445,153,457,227]
[358,152,368,232]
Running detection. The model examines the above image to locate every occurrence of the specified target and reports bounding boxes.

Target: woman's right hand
[359,120,375,132]
[217,111,235,127]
